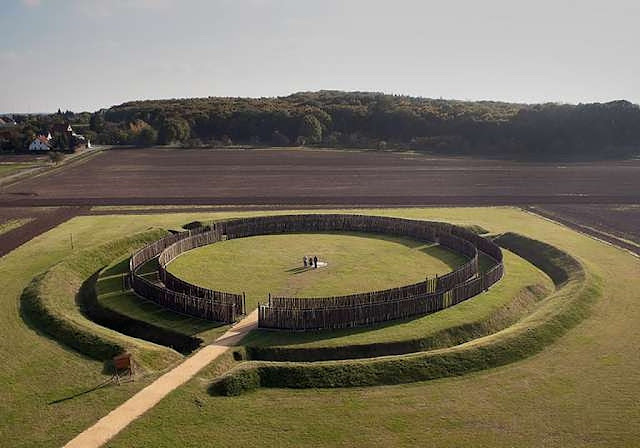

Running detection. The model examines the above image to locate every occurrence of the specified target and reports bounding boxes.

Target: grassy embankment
[20,229,186,369]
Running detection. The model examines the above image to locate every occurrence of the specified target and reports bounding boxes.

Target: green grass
[0,217,33,235]
[0,162,42,177]
[2,207,639,447]
[167,232,466,309]
[103,208,640,447]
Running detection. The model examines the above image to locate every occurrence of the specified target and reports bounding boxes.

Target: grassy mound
[20,230,182,371]
[212,234,595,395]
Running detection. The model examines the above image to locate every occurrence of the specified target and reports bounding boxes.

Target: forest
[3,91,640,161]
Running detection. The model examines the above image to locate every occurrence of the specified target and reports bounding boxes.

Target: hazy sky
[1,0,638,112]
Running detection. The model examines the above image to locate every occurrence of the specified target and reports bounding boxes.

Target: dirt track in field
[0,148,638,206]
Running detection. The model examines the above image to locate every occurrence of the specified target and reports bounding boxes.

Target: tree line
[3,91,640,160]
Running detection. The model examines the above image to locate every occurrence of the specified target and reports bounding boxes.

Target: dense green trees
[87,91,639,159]
[89,113,105,132]
[299,114,323,143]
[136,127,158,147]
[158,117,190,144]
[2,92,640,160]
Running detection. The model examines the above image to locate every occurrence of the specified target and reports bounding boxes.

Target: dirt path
[63,310,258,448]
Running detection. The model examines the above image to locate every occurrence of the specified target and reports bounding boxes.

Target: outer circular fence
[129,214,504,330]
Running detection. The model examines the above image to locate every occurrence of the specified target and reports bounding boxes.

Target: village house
[29,122,90,151]
[29,134,51,151]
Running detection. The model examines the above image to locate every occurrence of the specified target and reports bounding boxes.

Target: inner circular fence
[129,214,504,331]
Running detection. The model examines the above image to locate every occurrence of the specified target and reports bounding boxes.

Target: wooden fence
[157,226,246,315]
[129,225,244,324]
[129,214,504,330]
[248,215,504,330]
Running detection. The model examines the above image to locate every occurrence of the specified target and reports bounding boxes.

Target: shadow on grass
[48,377,116,405]
[285,266,316,275]
[418,244,466,270]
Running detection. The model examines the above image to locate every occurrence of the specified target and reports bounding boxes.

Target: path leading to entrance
[63,310,258,448]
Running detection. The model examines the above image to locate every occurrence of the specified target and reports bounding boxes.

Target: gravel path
[63,310,258,448]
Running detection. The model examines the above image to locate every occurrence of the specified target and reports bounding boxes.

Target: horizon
[2,90,639,116]
[1,0,639,113]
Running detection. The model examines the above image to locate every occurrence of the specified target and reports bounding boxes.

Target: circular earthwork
[129,214,504,331]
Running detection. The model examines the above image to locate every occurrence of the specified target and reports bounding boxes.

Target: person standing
[303,256,308,267]
[313,255,318,268]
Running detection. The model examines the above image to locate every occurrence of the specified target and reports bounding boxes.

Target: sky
[0,0,639,113]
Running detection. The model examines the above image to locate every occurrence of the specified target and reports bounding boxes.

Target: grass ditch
[212,233,595,395]
[81,269,204,355]
[97,256,229,346]
[20,229,183,371]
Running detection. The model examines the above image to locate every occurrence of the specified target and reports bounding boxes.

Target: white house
[29,135,51,151]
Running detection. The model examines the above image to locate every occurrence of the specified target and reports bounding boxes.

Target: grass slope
[0,162,41,177]
[20,229,181,369]
[0,217,34,235]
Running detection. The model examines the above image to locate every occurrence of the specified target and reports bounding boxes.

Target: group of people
[303,255,319,269]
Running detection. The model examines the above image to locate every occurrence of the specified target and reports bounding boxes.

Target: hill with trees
[4,91,640,161]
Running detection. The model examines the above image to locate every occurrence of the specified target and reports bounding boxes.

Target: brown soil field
[0,148,637,256]
[530,205,640,256]
[0,148,638,206]
[0,206,87,257]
